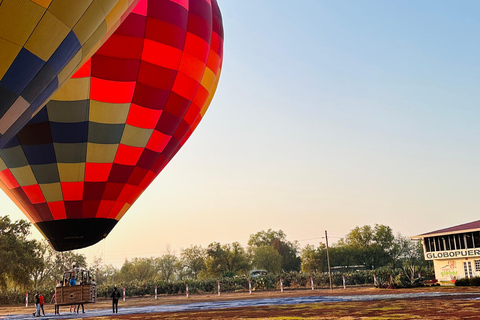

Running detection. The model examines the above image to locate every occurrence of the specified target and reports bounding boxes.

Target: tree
[0,215,43,291]
[89,256,104,284]
[206,242,250,277]
[31,241,57,288]
[248,229,301,272]
[95,263,119,286]
[339,225,374,248]
[155,254,179,282]
[300,244,326,273]
[336,224,396,269]
[119,258,158,283]
[51,251,87,283]
[29,239,88,289]
[329,245,359,268]
[252,246,282,273]
[249,229,288,247]
[181,245,206,280]
[394,236,432,282]
[373,225,395,252]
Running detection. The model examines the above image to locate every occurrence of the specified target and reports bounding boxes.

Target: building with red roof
[412,220,480,285]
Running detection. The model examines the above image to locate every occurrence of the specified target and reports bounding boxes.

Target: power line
[295,236,342,242]
[80,232,347,266]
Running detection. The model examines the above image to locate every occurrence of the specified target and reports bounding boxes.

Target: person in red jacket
[39,294,45,316]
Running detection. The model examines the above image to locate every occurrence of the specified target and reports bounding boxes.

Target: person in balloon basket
[111,285,121,313]
[69,274,76,286]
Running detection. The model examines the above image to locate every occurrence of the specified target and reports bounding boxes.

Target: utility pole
[325,230,333,290]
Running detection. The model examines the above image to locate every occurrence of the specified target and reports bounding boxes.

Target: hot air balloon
[0,0,224,251]
[0,0,139,148]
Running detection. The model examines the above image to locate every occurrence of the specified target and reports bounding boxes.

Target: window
[464,261,473,278]
[475,260,480,272]
[448,235,455,251]
[456,234,466,249]
[424,238,431,252]
[436,236,445,251]
[466,233,474,249]
[474,232,480,248]
[443,236,450,250]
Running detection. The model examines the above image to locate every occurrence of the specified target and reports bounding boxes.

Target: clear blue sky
[5,0,480,266]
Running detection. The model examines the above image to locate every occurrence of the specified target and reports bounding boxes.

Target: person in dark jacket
[33,292,40,317]
[110,286,121,313]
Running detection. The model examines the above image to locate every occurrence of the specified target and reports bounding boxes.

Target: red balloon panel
[0,0,224,251]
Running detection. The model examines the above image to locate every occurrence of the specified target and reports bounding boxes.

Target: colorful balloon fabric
[0,0,224,251]
[0,0,139,149]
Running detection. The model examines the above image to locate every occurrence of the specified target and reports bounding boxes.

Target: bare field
[2,286,480,319]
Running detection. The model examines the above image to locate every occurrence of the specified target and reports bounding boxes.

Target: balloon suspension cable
[103,236,106,266]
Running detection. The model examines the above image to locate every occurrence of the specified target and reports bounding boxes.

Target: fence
[95,270,380,298]
[1,268,435,305]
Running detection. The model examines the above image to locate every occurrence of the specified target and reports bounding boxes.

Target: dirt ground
[3,286,480,319]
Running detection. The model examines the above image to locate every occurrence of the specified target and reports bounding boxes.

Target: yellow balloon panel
[0,38,21,80]
[0,0,139,148]
[48,0,94,29]
[24,11,71,61]
[30,0,52,8]
[0,0,45,46]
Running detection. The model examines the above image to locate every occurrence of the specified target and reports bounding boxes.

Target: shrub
[0,291,27,305]
[3,268,432,303]
[455,278,470,286]
[455,277,480,286]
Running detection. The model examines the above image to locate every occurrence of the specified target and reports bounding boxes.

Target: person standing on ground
[39,293,45,316]
[77,303,84,314]
[110,285,120,313]
[33,292,40,317]
[51,292,59,315]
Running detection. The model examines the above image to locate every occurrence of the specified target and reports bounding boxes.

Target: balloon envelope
[0,0,139,148]
[0,0,224,251]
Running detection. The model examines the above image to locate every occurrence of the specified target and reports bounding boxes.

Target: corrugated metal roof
[411,220,480,239]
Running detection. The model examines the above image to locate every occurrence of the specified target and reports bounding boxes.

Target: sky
[5,0,480,267]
